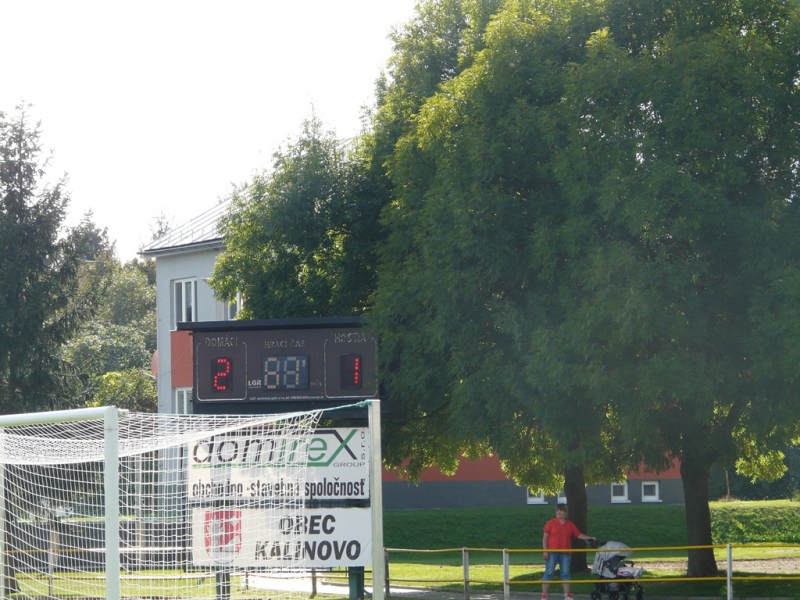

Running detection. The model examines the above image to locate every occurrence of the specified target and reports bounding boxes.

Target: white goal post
[0,405,337,600]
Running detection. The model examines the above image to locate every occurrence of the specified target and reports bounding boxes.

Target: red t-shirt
[543,518,581,553]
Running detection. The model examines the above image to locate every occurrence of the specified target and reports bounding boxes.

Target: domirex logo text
[187,427,370,502]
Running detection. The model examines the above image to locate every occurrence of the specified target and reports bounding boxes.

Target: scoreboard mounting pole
[369,398,385,600]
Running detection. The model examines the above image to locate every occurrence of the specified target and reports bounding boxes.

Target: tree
[544,1,800,575]
[372,0,616,569]
[373,0,800,577]
[63,259,157,410]
[91,370,157,413]
[206,0,800,578]
[0,108,106,413]
[63,322,150,376]
[96,260,156,352]
[210,116,384,319]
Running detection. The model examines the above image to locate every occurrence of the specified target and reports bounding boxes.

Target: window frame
[175,387,192,415]
[526,490,547,505]
[611,481,630,503]
[641,480,661,503]
[173,278,197,328]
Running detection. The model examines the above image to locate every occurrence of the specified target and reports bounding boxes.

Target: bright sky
[1,1,418,260]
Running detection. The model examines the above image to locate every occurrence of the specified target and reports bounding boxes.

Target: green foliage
[372,0,800,578]
[0,108,107,412]
[63,260,156,377]
[373,0,616,485]
[709,448,800,501]
[91,369,157,412]
[711,502,800,544]
[63,322,150,375]
[60,253,156,413]
[98,262,156,329]
[210,117,383,319]
[99,261,156,352]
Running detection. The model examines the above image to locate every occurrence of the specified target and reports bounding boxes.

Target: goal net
[0,407,321,600]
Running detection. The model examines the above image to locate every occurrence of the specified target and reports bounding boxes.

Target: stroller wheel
[609,592,619,600]
[591,592,602,600]
[622,593,629,600]
[636,592,643,600]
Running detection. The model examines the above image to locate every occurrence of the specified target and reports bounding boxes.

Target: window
[219,292,243,321]
[557,490,567,504]
[175,388,192,414]
[526,490,547,505]
[173,279,197,328]
[611,481,630,503]
[641,481,661,503]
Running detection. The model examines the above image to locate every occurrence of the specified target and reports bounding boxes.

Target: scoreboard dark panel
[193,326,378,403]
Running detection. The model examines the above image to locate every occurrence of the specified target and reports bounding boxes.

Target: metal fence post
[385,551,391,599]
[503,549,510,600]
[462,548,470,600]
[726,544,733,600]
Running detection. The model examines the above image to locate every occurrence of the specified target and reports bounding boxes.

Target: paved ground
[248,576,792,600]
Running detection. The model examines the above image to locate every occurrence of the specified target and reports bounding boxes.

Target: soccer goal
[0,406,323,600]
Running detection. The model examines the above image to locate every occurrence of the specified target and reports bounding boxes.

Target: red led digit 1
[340,354,362,390]
[212,357,232,392]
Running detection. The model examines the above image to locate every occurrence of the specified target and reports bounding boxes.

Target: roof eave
[139,239,225,258]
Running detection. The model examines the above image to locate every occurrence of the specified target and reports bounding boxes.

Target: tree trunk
[564,465,589,572]
[680,455,718,577]
[725,469,731,501]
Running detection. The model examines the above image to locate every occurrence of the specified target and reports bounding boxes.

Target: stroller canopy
[591,541,633,577]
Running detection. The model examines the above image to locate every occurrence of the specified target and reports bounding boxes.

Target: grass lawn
[369,500,800,598]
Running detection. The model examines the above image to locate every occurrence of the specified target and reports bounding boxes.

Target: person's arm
[578,533,596,541]
[542,531,550,560]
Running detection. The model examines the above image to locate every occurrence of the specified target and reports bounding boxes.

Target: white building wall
[153,246,223,414]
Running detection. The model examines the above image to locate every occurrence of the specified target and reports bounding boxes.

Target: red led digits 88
[211,357,233,392]
[340,353,362,390]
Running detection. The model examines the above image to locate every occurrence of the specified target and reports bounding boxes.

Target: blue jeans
[543,552,572,581]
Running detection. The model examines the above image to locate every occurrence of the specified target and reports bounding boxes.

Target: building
[140,201,239,415]
[140,202,683,509]
[384,456,683,509]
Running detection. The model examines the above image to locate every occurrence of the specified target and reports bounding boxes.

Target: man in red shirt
[541,503,595,600]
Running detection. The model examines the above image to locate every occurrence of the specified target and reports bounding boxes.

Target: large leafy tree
[210,116,385,319]
[372,0,616,569]
[0,108,106,413]
[374,0,800,577]
[544,0,800,575]
[207,0,800,577]
[375,0,800,575]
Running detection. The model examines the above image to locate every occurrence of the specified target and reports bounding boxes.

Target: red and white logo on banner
[204,510,242,564]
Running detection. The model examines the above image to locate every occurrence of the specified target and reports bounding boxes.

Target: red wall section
[383,455,509,482]
[171,330,194,388]
[383,455,682,483]
[626,461,681,480]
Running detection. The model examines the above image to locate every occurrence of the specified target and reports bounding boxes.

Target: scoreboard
[185,319,378,404]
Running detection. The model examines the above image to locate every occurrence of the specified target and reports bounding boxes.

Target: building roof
[140,200,229,256]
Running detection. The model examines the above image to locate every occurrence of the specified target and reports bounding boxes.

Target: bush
[710,502,800,544]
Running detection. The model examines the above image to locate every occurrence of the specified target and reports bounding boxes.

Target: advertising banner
[191,507,372,568]
[188,427,370,502]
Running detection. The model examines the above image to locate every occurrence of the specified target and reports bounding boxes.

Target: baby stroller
[589,540,644,600]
